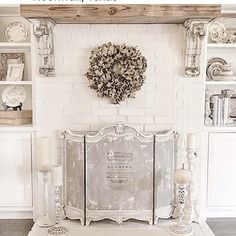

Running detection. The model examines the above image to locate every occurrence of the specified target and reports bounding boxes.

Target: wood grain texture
[20,4,221,24]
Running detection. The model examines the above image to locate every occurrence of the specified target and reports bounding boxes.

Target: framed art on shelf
[6,64,24,81]
[0,53,25,81]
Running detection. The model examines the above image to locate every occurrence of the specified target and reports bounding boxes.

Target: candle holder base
[48,225,68,235]
[169,223,193,235]
[36,216,54,228]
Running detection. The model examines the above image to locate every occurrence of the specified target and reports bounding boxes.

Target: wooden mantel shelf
[20,4,222,24]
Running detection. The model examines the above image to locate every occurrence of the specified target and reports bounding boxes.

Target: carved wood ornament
[184,19,209,77]
[30,18,55,77]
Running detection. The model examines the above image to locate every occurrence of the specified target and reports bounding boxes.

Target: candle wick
[182,163,185,170]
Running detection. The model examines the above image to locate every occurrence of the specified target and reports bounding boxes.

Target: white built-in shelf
[0,81,32,85]
[0,125,35,132]
[206,81,236,85]
[204,125,236,132]
[207,43,236,51]
[0,42,31,49]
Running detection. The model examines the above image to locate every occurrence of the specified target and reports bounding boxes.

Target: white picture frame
[6,63,24,81]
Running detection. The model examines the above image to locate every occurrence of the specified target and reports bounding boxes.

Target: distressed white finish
[154,130,177,223]
[62,125,177,226]
[85,124,154,225]
[63,130,84,225]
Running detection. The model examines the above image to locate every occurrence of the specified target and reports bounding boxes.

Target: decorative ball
[85,42,147,104]
[175,167,191,185]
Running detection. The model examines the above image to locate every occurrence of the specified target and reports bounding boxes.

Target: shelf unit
[204,20,236,219]
[205,41,236,129]
[0,81,33,85]
[206,81,236,85]
[0,15,34,128]
[0,42,31,49]
[0,13,35,220]
[207,43,236,49]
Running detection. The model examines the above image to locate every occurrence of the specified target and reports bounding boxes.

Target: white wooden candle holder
[169,184,193,235]
[186,148,199,223]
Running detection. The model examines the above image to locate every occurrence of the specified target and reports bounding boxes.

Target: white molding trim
[0,211,33,219]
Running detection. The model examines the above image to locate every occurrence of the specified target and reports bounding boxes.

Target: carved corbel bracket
[184,19,209,77]
[29,18,56,77]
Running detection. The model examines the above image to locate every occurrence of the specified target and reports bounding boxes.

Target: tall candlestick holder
[169,184,193,235]
[36,170,54,228]
[186,147,199,223]
[48,186,68,235]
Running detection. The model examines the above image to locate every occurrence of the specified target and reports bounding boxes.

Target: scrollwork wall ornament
[209,19,236,44]
[184,19,209,77]
[86,42,147,104]
[30,18,55,77]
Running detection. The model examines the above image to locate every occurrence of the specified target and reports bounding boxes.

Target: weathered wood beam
[20,4,221,24]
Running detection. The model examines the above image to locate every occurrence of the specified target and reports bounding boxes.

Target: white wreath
[86,42,147,104]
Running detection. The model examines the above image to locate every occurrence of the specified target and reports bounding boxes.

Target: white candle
[187,133,197,149]
[38,137,51,171]
[175,164,191,185]
[52,165,63,186]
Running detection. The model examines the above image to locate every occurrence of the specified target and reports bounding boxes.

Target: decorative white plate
[4,22,27,42]
[2,85,26,107]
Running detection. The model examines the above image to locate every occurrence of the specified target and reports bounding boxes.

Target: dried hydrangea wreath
[85,42,147,104]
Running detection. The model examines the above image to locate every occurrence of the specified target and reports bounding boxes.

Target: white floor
[28,219,215,236]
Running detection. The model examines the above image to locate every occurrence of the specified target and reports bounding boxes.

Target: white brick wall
[34,23,205,163]
[35,23,205,162]
[34,23,207,218]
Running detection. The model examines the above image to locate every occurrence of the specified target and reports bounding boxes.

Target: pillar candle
[38,137,51,171]
[175,164,191,185]
[52,165,63,186]
[187,133,197,149]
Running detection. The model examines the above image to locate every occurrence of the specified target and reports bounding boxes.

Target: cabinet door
[208,133,236,208]
[0,132,32,207]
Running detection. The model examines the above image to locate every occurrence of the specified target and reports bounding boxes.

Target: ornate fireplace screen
[63,124,177,226]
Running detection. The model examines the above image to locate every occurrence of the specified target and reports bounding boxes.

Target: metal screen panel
[85,124,154,225]
[63,131,84,225]
[154,131,177,224]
